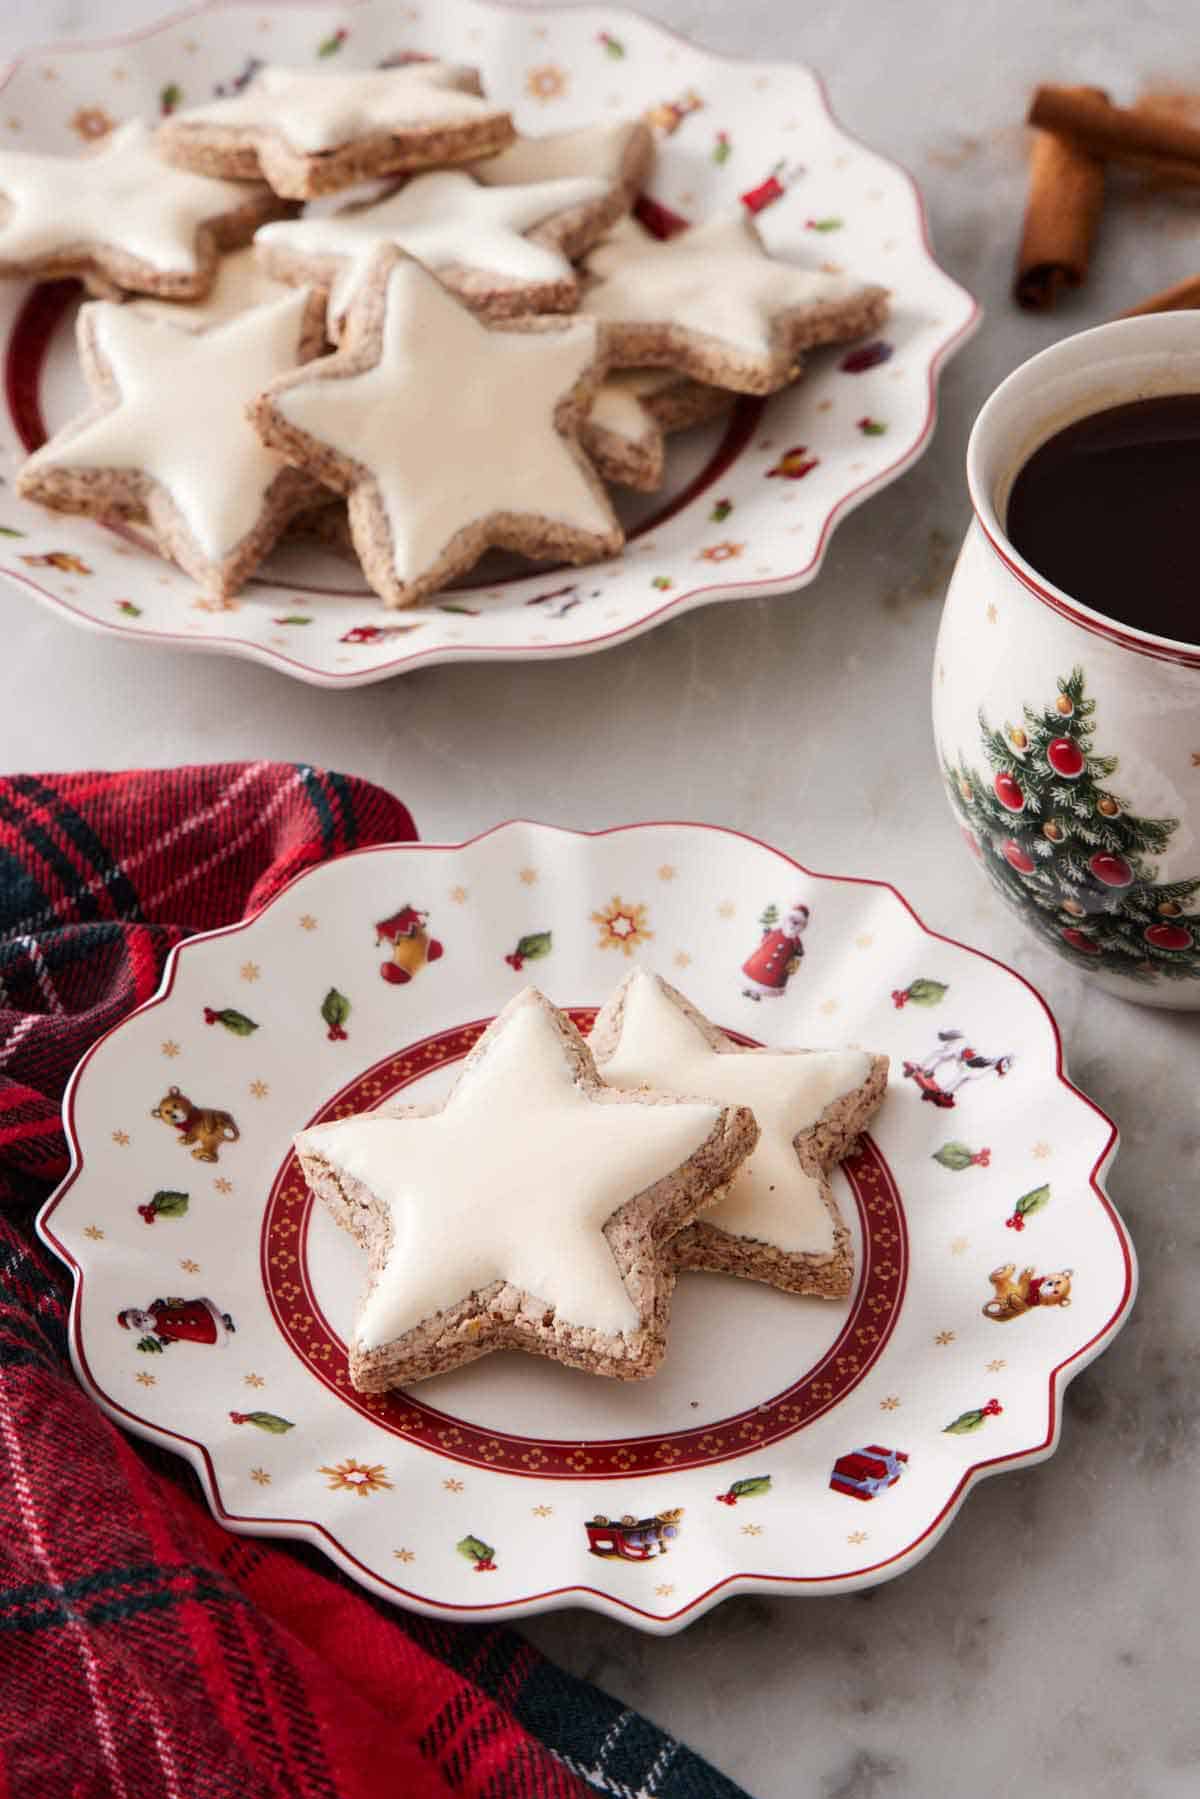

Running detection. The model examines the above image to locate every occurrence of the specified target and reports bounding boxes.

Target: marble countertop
[2,2,1198,1794]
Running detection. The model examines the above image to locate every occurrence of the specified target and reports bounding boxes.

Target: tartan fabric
[0,765,750,1799]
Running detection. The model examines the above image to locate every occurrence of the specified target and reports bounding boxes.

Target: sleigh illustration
[829,1446,908,1501]
[584,1508,684,1560]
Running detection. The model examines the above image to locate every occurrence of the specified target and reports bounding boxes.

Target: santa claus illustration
[117,1296,236,1353]
[742,902,810,1001]
[902,1031,1015,1107]
[375,904,444,986]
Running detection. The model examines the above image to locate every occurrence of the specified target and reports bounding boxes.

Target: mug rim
[966,313,1200,670]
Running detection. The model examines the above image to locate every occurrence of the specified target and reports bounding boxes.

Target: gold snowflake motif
[986,1358,1007,1373]
[249,1080,270,1100]
[717,900,736,919]
[657,865,677,882]
[214,1178,233,1195]
[179,1258,201,1275]
[135,1371,157,1388]
[40,67,57,81]
[298,914,318,932]
[986,602,999,625]
[655,1583,675,1597]
[740,1523,763,1536]
[673,951,692,969]
[1032,1141,1052,1160]
[161,1040,181,1059]
[250,1467,271,1486]
[699,540,744,563]
[7,120,22,135]
[393,1547,415,1563]
[934,1329,956,1346]
[855,933,874,949]
[879,1395,901,1411]
[819,998,839,1015]
[83,1225,104,1241]
[320,1459,393,1497]
[847,1530,869,1546]
[531,1504,553,1518]
[519,867,539,886]
[111,1130,130,1147]
[240,961,260,982]
[443,1477,465,1493]
[950,1236,970,1255]
[447,886,467,905]
[243,1372,266,1389]
[592,896,653,956]
[526,63,568,101]
[71,105,115,141]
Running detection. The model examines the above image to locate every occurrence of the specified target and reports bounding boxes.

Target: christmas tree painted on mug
[945,666,1200,980]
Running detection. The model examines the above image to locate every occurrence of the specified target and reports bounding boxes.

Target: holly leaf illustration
[317,29,346,56]
[807,215,843,232]
[321,989,352,1029]
[456,1534,494,1564]
[237,1411,294,1434]
[0,525,25,538]
[514,932,552,963]
[905,978,948,1007]
[1014,1183,1050,1218]
[274,614,312,626]
[207,1007,258,1036]
[729,1475,772,1498]
[944,1408,986,1434]
[932,1142,976,1172]
[151,1190,189,1218]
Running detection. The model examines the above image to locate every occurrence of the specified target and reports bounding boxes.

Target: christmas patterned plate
[0,0,977,687]
[40,822,1134,1632]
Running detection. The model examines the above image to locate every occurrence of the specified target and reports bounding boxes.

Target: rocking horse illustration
[902,1030,1015,1108]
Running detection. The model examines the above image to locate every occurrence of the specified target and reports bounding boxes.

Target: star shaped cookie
[251,246,623,607]
[255,167,612,331]
[131,245,313,333]
[591,970,889,1297]
[159,62,514,198]
[18,292,324,598]
[580,214,890,394]
[471,117,654,250]
[582,367,732,491]
[294,988,757,1387]
[0,118,287,299]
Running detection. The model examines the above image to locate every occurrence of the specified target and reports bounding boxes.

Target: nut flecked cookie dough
[581,367,734,491]
[591,968,889,1297]
[294,987,759,1389]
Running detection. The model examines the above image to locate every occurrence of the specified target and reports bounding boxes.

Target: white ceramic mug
[934,314,1200,1009]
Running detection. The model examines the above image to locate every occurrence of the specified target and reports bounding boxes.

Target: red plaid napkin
[0,765,747,1799]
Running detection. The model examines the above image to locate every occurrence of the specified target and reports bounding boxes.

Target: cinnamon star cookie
[255,167,612,331]
[251,245,624,607]
[293,988,758,1388]
[591,969,889,1297]
[470,117,655,248]
[158,62,514,199]
[580,213,890,394]
[0,118,287,300]
[18,292,325,598]
[582,368,733,491]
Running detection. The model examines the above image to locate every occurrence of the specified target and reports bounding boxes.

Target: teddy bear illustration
[150,1086,240,1162]
[983,1262,1074,1322]
[117,1296,235,1354]
[375,904,444,986]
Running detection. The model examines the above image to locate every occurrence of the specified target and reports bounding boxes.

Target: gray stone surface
[2,4,1198,1795]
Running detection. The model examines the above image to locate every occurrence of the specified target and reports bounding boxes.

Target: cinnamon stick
[1029,83,1200,175]
[1118,273,1200,317]
[1015,93,1107,310]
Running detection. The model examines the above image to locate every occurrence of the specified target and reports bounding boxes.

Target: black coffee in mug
[1005,392,1200,644]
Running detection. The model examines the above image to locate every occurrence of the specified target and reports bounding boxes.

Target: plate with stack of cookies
[0,0,976,684]
[40,821,1134,1631]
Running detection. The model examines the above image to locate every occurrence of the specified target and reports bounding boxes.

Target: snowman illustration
[902,1031,1015,1107]
[117,1296,236,1354]
[742,901,810,1001]
[375,904,444,986]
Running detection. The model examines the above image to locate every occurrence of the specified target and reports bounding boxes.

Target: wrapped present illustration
[829,1445,908,1501]
[585,1508,683,1560]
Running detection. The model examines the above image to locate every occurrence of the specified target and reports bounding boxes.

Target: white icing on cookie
[582,214,862,358]
[27,292,312,559]
[597,969,875,1256]
[588,368,682,444]
[296,994,723,1345]
[131,246,294,329]
[0,118,255,274]
[273,255,615,584]
[256,168,607,318]
[176,62,500,155]
[472,119,645,187]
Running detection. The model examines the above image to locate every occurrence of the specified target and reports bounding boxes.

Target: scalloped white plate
[0,0,977,686]
[39,821,1134,1632]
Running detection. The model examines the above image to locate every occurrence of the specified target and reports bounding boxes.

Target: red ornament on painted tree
[1144,922,1194,952]
[1089,852,1133,888]
[1061,926,1102,954]
[993,771,1025,812]
[1047,737,1085,778]
[1002,839,1036,874]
